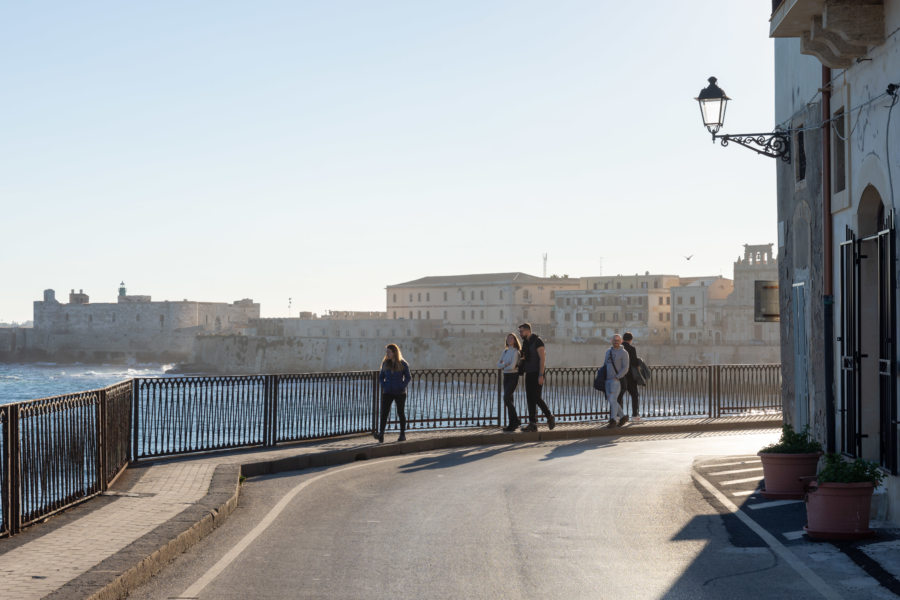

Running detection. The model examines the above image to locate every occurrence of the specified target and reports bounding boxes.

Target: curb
[76,418,781,599]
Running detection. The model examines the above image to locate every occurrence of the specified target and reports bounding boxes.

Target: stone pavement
[0,414,894,600]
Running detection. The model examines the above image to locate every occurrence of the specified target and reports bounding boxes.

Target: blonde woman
[496,333,523,432]
[376,343,411,443]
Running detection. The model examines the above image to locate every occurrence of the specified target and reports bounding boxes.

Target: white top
[497,348,520,373]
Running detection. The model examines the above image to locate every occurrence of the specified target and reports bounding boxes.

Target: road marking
[783,530,807,541]
[180,455,432,599]
[748,500,802,510]
[720,475,764,485]
[693,471,843,600]
[707,466,764,476]
[732,490,757,497]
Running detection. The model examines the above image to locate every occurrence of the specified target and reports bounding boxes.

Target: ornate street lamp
[695,76,791,162]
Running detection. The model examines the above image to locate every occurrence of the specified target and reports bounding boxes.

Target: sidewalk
[0,414,890,600]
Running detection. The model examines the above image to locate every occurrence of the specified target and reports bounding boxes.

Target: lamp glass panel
[700,98,725,127]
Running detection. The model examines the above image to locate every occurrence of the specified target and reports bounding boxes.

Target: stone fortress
[0,244,779,372]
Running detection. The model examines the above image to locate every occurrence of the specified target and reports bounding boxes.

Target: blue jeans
[605,378,623,420]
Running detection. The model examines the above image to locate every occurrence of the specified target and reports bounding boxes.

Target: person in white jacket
[496,333,523,432]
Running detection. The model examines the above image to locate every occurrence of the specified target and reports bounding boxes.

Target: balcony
[770,0,884,68]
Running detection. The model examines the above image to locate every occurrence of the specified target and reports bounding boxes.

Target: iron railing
[0,364,781,536]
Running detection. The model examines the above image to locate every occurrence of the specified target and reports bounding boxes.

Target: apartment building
[386,273,581,336]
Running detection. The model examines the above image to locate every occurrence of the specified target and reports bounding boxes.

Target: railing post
[264,375,278,447]
[5,404,21,536]
[707,366,715,418]
[131,378,139,462]
[497,369,504,428]
[97,387,107,492]
[372,371,379,434]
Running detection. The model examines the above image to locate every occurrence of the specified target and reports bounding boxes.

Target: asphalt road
[127,431,874,600]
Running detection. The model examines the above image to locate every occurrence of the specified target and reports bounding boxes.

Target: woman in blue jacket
[376,343,411,443]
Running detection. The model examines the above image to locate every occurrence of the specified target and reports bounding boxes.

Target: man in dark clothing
[616,331,641,424]
[518,323,556,432]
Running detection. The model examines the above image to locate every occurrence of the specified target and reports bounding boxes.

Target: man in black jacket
[518,323,556,432]
[616,331,641,424]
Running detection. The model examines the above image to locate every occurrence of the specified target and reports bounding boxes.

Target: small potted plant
[758,423,823,499]
[804,453,884,540]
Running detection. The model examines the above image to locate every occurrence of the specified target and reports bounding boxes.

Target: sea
[0,363,171,405]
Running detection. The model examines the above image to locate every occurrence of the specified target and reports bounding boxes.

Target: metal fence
[1,363,781,537]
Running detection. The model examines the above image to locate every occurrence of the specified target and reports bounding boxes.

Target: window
[417,311,421,319]
[833,109,846,193]
[409,311,412,319]
[658,297,663,306]
[616,282,621,289]
[426,311,430,319]
[443,292,447,301]
[426,292,430,301]
[480,310,484,319]
[795,127,806,182]
[470,291,475,300]
[677,297,683,305]
[443,311,447,319]
[690,314,697,326]
[393,294,397,302]
[393,311,397,319]
[566,298,571,306]
[500,309,504,319]
[658,313,664,322]
[523,309,529,319]
[461,311,465,320]
[677,314,684,326]
[480,291,484,300]
[689,296,695,305]
[417,293,421,302]
[499,290,504,300]
[666,313,670,322]
[409,294,413,302]
[471,310,475,319]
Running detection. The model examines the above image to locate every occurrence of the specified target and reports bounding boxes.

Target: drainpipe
[822,65,836,453]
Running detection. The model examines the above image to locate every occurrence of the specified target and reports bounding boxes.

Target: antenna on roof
[542,253,548,277]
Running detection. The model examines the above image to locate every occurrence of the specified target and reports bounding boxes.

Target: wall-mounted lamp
[696,77,791,162]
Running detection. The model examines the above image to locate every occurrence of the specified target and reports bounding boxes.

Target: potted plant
[804,453,884,540]
[758,423,823,499]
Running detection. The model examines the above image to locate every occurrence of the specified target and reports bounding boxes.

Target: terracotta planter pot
[758,451,822,499]
[805,481,876,540]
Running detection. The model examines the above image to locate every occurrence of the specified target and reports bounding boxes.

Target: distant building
[553,273,680,343]
[386,273,581,336]
[30,285,259,361]
[670,276,734,345]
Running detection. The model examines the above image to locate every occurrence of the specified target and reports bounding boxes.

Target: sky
[1,1,779,322]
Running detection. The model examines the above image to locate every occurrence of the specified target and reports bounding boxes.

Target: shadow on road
[539,438,615,461]
[397,445,524,473]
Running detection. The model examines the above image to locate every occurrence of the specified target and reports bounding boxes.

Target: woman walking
[497,333,523,432]
[376,343,411,443]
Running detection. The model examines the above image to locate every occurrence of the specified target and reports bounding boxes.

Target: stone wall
[192,334,780,374]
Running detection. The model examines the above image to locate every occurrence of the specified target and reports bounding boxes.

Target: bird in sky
[684,255,694,261]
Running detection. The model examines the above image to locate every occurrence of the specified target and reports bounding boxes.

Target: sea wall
[192,335,781,374]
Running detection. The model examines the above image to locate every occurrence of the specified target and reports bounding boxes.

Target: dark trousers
[524,372,553,424]
[617,375,640,417]
[502,373,521,426]
[379,392,407,434]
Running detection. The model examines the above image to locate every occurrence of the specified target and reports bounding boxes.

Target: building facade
[770,0,900,519]
[553,273,680,343]
[30,286,259,361]
[670,276,734,345]
[386,273,581,336]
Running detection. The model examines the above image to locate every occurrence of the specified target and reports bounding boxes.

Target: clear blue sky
[1,1,777,322]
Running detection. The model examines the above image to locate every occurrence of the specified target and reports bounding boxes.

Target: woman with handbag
[496,333,523,432]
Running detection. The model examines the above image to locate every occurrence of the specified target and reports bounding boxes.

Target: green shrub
[816,453,884,485]
[759,423,823,454]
